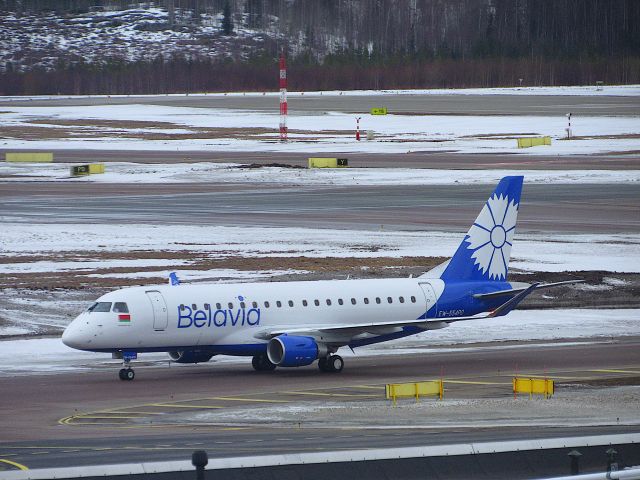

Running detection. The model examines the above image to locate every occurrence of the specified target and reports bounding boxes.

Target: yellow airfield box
[6,152,53,163]
[308,158,349,168]
[89,163,105,174]
[386,380,444,405]
[513,377,554,399]
[517,136,551,148]
[370,107,388,115]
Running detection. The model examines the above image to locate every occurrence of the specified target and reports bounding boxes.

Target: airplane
[62,176,579,381]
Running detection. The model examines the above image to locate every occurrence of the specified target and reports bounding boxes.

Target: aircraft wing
[255,284,539,341]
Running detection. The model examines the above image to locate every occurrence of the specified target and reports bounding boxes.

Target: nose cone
[62,317,89,350]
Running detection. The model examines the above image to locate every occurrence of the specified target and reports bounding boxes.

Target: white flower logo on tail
[465,194,518,280]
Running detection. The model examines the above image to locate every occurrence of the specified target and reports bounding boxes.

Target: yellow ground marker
[591,369,640,374]
[150,403,224,409]
[444,380,511,386]
[99,411,164,415]
[74,415,140,420]
[207,397,288,403]
[349,385,386,390]
[281,391,378,398]
[0,459,28,470]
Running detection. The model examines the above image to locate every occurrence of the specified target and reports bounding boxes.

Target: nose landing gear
[118,367,135,381]
[117,351,137,381]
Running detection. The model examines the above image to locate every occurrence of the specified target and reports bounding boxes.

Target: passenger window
[113,302,129,313]
[411,296,416,303]
[364,298,369,304]
[351,298,356,305]
[88,302,112,312]
[387,297,393,303]
[252,301,258,308]
[326,299,332,306]
[204,303,210,310]
[228,302,234,309]
[288,300,294,307]
[303,300,308,307]
[192,304,197,310]
[276,301,282,308]
[314,299,320,306]
[265,301,270,308]
[376,297,381,304]
[240,302,246,309]
[216,303,222,310]
[338,298,344,305]
[399,296,405,303]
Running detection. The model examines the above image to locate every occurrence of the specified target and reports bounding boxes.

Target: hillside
[1,0,638,95]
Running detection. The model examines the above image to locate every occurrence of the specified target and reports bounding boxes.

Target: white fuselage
[62,278,444,353]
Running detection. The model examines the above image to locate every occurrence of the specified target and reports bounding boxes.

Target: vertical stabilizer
[440,176,524,282]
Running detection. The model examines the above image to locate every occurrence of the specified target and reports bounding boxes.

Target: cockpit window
[113,302,129,313]
[88,302,112,313]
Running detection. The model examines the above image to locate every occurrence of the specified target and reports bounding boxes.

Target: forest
[1,0,638,95]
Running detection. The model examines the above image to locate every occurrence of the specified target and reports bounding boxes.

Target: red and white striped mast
[279,53,288,142]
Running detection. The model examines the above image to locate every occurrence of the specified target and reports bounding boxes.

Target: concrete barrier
[5,152,53,163]
[2,434,638,480]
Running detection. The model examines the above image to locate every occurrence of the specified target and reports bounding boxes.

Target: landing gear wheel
[328,355,344,373]
[119,368,135,381]
[252,354,276,372]
[318,357,329,372]
[319,355,343,373]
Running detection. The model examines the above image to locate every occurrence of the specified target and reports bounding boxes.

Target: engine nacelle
[168,350,214,364]
[267,335,323,367]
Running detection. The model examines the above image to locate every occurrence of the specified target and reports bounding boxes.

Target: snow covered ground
[0,308,637,377]
[2,85,639,100]
[2,223,639,274]
[1,162,640,185]
[1,98,638,155]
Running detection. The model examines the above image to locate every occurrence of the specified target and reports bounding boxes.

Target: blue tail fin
[440,176,524,282]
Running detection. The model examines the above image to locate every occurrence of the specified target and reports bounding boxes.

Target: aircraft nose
[62,319,88,349]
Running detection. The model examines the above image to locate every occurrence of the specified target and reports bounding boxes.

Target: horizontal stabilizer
[488,282,539,318]
[473,279,584,300]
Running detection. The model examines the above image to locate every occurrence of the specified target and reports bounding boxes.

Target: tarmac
[1,337,639,470]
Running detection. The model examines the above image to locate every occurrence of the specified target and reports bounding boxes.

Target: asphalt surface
[3,92,639,116]
[0,338,639,469]
[2,149,639,169]
[1,182,638,233]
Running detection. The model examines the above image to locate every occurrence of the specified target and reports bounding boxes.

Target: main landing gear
[118,357,135,381]
[252,354,277,372]
[318,354,344,373]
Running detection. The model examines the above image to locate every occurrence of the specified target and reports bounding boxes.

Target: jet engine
[267,335,326,367]
[168,350,215,364]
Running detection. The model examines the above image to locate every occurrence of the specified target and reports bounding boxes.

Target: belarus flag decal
[118,314,131,323]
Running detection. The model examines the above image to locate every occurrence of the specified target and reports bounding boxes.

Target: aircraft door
[418,282,437,315]
[146,290,168,331]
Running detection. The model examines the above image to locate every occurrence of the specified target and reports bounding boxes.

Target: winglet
[169,272,180,286]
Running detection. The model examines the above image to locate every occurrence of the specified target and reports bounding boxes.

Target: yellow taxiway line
[0,458,29,470]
